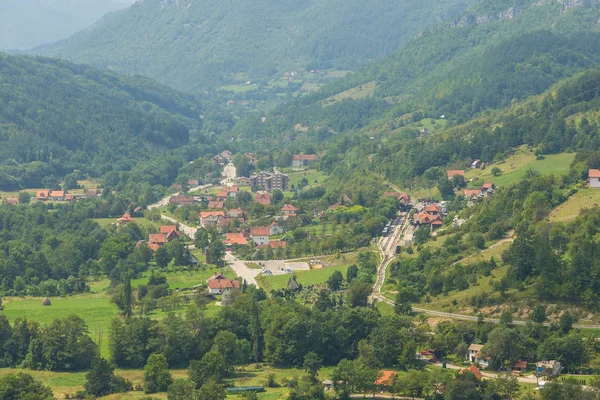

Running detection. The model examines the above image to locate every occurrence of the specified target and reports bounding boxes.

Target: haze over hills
[35,0,483,94]
[0,0,136,51]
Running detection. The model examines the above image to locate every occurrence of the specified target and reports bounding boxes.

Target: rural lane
[225,253,259,287]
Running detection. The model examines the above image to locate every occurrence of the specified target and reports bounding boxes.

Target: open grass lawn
[219,84,258,93]
[257,265,351,292]
[549,187,600,222]
[322,81,376,107]
[0,364,329,399]
[465,148,575,188]
[287,169,327,188]
[2,295,117,357]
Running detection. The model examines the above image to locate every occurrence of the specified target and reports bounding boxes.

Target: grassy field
[257,265,351,292]
[0,364,330,399]
[322,81,376,107]
[465,148,575,188]
[549,187,600,222]
[287,169,327,188]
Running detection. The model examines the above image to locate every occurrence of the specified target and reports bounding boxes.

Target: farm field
[465,148,575,188]
[322,81,376,107]
[257,264,351,292]
[287,169,327,188]
[549,187,600,222]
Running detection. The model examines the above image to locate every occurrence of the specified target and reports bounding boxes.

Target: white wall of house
[252,235,270,245]
[590,177,600,188]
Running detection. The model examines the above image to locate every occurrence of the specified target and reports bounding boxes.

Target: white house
[250,227,270,246]
[207,273,240,295]
[200,211,225,228]
[589,169,600,188]
[466,344,488,367]
[269,222,285,236]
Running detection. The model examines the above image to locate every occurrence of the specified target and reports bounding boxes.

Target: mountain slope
[0,0,135,51]
[35,0,482,93]
[0,53,204,190]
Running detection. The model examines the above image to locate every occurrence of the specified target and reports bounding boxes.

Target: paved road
[160,215,198,239]
[225,253,259,287]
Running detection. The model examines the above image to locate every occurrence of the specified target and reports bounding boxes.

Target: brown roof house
[117,212,134,225]
[160,226,181,242]
[590,169,600,188]
[207,273,240,295]
[466,344,488,367]
[447,170,465,180]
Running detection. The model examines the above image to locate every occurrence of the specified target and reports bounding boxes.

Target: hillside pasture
[549,187,600,222]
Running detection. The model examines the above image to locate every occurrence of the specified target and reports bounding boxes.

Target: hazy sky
[0,0,136,50]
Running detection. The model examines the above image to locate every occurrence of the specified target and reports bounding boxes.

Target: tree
[485,374,520,400]
[499,311,513,327]
[85,356,131,397]
[271,189,284,203]
[530,305,547,324]
[196,381,227,400]
[346,280,371,307]
[289,376,325,400]
[346,264,359,282]
[413,226,431,245]
[483,328,524,370]
[395,287,418,315]
[167,379,196,400]
[491,167,502,176]
[155,246,172,269]
[144,354,173,393]
[189,351,228,388]
[559,311,574,334]
[0,373,54,400]
[327,270,344,291]
[208,240,225,267]
[303,352,322,381]
[18,191,31,204]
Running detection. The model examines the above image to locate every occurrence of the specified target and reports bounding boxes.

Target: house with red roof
[481,182,494,192]
[200,211,226,228]
[259,240,287,250]
[281,204,298,217]
[226,186,239,198]
[36,190,50,201]
[464,189,481,199]
[216,191,228,201]
[447,170,465,180]
[425,204,442,216]
[256,193,271,206]
[224,233,248,247]
[50,191,65,201]
[160,226,181,242]
[590,169,600,188]
[188,179,199,186]
[250,227,271,246]
[292,154,318,168]
[170,195,195,206]
[148,233,167,251]
[207,273,240,295]
[117,213,134,225]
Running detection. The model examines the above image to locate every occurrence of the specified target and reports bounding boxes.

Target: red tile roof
[160,226,177,234]
[258,241,287,249]
[464,189,481,198]
[207,274,240,290]
[216,191,228,198]
[36,190,50,199]
[256,193,271,205]
[590,169,600,178]
[200,211,225,218]
[460,365,483,380]
[251,227,271,236]
[426,204,442,213]
[225,233,248,246]
[148,234,166,244]
[226,186,239,192]
[50,190,65,197]
[481,182,494,189]
[374,370,397,386]
[513,360,528,370]
[282,204,298,211]
[447,170,465,179]
[118,213,134,222]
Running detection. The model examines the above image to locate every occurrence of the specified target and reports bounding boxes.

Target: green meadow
[256,265,351,292]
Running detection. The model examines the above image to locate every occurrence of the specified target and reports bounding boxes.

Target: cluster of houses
[412,203,446,230]
[35,189,102,202]
[383,191,411,208]
[147,225,182,251]
[220,220,288,251]
[463,182,495,201]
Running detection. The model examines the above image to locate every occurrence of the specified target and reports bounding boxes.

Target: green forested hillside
[0,0,134,51]
[298,0,600,121]
[35,0,482,93]
[0,54,206,190]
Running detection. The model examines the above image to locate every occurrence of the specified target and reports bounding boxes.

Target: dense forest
[35,0,482,92]
[0,54,231,193]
